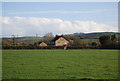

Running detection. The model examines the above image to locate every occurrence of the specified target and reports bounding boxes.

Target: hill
[74,32,118,38]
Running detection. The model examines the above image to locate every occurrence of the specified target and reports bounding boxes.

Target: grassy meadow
[0,50,2,80]
[2,49,118,79]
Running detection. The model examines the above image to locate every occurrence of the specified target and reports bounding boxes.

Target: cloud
[8,9,117,15]
[2,16,118,37]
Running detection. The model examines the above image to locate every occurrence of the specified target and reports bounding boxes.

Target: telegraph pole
[17,34,18,46]
[12,35,15,46]
[36,34,38,37]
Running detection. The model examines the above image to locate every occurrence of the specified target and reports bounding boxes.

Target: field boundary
[2,46,119,49]
[1,79,119,81]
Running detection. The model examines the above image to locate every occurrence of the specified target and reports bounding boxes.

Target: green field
[81,38,99,42]
[0,50,2,80]
[2,49,118,79]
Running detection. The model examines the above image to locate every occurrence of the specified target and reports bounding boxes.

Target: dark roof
[51,36,69,42]
[38,41,43,44]
[35,41,46,44]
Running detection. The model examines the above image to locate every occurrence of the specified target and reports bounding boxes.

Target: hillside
[74,32,118,38]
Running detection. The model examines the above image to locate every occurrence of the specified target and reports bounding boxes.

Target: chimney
[61,34,64,37]
[56,34,58,37]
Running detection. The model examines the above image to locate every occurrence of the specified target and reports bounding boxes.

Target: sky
[2,2,118,37]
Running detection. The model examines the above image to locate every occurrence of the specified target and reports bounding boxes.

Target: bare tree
[44,32,54,37]
[43,33,54,45]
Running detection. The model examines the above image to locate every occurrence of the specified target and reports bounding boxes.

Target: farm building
[50,34,69,46]
[35,42,47,47]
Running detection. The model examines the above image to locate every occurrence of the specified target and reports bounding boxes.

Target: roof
[34,41,46,45]
[38,42,42,44]
[51,35,69,42]
[38,41,46,44]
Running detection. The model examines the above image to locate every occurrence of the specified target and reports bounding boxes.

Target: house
[35,42,47,47]
[50,34,69,46]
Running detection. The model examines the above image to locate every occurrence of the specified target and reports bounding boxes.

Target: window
[60,38,64,40]
[64,42,67,44]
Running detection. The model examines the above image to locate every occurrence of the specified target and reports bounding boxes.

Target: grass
[2,49,118,79]
[81,38,99,42]
[0,50,2,80]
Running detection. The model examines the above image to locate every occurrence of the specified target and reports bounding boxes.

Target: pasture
[2,49,118,79]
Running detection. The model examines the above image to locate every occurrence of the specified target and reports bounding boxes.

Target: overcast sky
[2,2,118,37]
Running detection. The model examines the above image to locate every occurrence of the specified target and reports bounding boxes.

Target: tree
[91,42,97,46]
[99,34,118,48]
[43,33,54,45]
[73,37,82,46]
[44,32,54,37]
[111,34,117,41]
[99,35,111,45]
